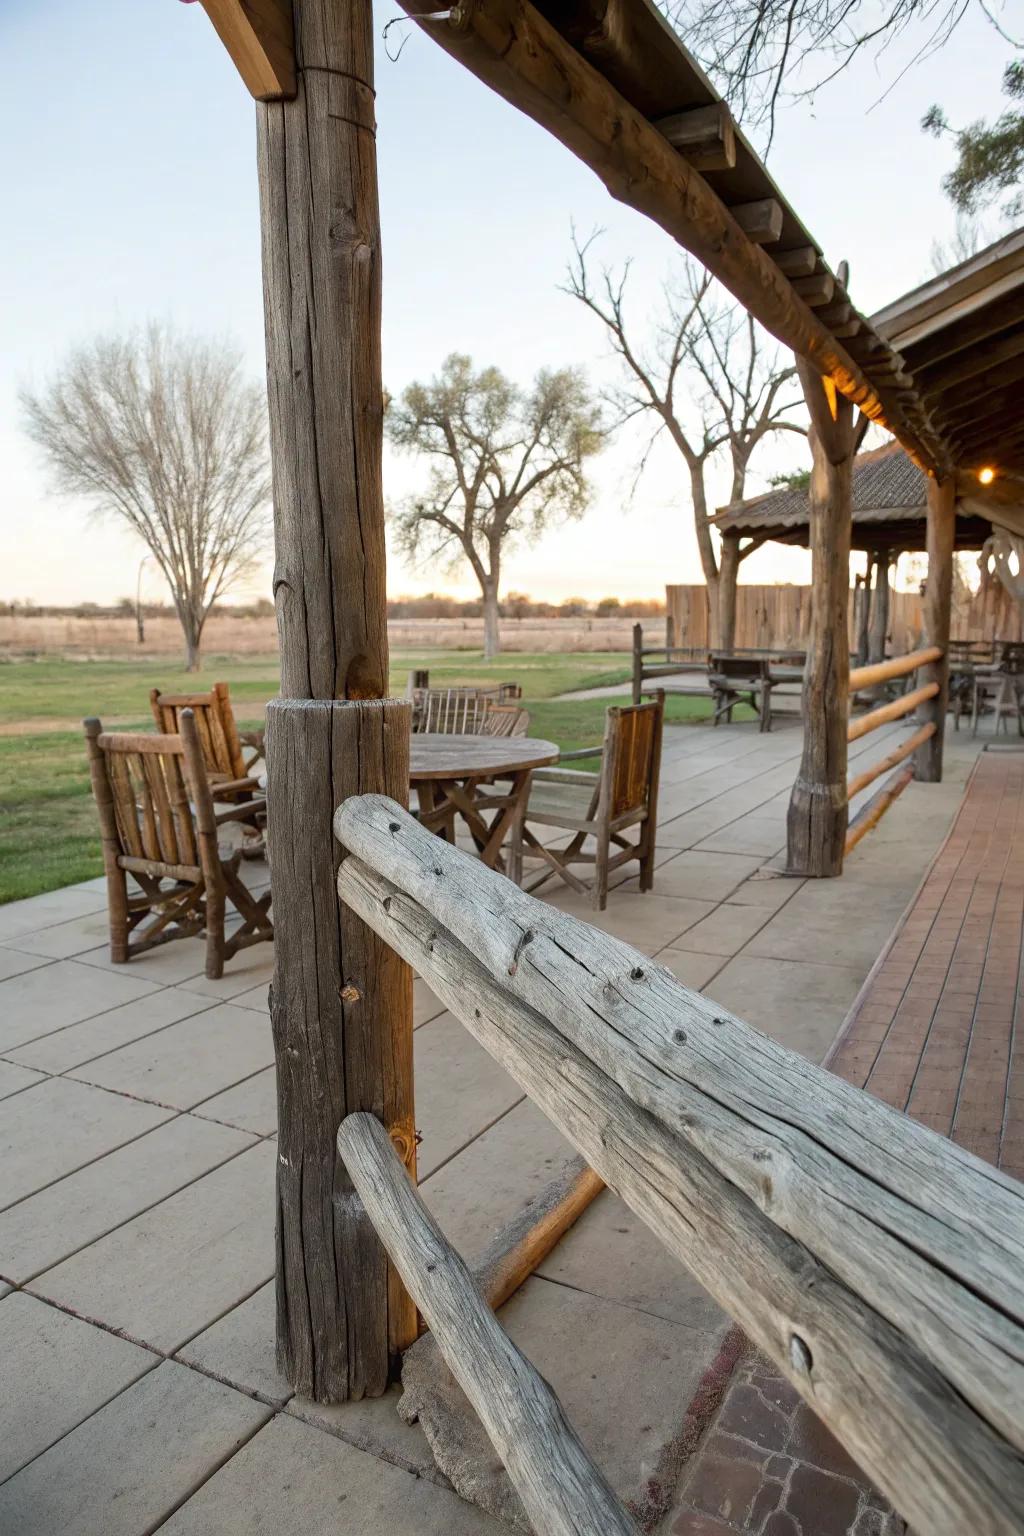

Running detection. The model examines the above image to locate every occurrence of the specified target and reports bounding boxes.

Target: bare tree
[21,324,271,670]
[565,233,805,646]
[387,353,603,659]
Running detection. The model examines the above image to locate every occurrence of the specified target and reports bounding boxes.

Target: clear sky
[0,0,1011,606]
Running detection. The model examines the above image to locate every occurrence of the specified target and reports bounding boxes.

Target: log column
[257,0,415,1401]
[786,363,858,877]
[868,551,891,665]
[718,533,740,654]
[915,477,956,782]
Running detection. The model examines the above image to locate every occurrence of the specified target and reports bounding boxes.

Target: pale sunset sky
[0,0,1014,606]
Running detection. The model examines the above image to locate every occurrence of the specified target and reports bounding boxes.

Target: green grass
[0,649,737,905]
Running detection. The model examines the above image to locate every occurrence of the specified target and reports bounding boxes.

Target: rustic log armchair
[84,711,273,978]
[509,693,664,909]
[150,681,266,852]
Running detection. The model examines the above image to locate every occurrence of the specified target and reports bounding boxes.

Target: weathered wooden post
[718,533,741,654]
[786,362,858,877]
[632,621,643,705]
[855,562,872,666]
[868,551,891,665]
[195,0,416,1401]
[915,477,956,782]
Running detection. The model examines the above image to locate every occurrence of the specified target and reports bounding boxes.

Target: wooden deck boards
[832,747,1024,1178]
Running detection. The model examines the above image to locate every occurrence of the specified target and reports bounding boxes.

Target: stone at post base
[267,696,415,1404]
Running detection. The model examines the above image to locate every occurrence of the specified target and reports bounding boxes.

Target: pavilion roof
[712,442,993,552]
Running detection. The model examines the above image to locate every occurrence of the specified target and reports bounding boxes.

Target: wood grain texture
[256,0,388,701]
[410,734,559,780]
[270,698,414,1402]
[337,1112,638,1536]
[786,362,857,876]
[846,721,935,800]
[846,681,939,742]
[199,0,296,99]
[916,477,956,782]
[333,797,1024,1534]
[848,647,942,691]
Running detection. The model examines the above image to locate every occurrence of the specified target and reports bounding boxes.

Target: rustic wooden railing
[631,623,707,704]
[335,795,1024,1536]
[844,646,942,854]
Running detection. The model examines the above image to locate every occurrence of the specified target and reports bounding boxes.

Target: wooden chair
[708,655,774,730]
[510,694,664,910]
[150,681,265,850]
[482,702,530,737]
[84,711,273,979]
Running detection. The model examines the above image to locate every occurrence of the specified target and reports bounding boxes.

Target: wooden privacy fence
[334,794,1024,1536]
[844,647,941,854]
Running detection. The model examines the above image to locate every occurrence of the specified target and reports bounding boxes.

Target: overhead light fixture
[978,466,996,485]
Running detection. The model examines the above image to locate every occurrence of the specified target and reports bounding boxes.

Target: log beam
[255,0,415,1400]
[404,0,942,471]
[198,0,296,99]
[787,361,857,877]
[915,476,956,782]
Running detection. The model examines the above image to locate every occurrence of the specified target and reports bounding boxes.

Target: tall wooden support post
[856,561,873,666]
[868,552,891,664]
[256,0,416,1402]
[719,534,740,654]
[787,363,858,878]
[632,622,643,705]
[916,478,956,783]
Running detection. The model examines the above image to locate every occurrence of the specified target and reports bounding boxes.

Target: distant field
[0,649,735,905]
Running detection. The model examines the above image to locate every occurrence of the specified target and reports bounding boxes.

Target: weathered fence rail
[335,794,1024,1536]
[844,647,943,853]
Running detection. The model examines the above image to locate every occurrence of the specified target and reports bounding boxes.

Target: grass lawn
[0,649,737,905]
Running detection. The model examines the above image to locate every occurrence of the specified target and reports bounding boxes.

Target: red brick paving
[830,748,1024,1178]
[667,752,1024,1536]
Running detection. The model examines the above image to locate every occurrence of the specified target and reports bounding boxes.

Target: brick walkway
[831,746,1024,1176]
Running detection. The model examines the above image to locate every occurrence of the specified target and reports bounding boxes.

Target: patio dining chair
[482,702,530,737]
[509,693,664,910]
[84,711,273,978]
[150,681,265,851]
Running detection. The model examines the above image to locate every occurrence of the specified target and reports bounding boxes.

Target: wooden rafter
[198,0,295,99]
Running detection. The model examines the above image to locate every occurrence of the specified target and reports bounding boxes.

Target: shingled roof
[712,442,992,551]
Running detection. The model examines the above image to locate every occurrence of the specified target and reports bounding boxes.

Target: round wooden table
[410,734,559,873]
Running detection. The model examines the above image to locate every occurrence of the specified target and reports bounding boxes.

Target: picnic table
[410,734,559,872]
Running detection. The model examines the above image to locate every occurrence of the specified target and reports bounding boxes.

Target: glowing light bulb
[979,467,996,485]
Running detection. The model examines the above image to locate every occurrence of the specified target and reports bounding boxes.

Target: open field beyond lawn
[0,651,747,904]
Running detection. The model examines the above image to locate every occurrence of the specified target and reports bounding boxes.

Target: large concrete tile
[5,986,216,1075]
[10,907,121,961]
[0,1113,255,1282]
[0,1291,156,1480]
[0,1359,269,1536]
[31,1140,276,1351]
[0,947,51,982]
[705,955,866,1061]
[0,959,162,1053]
[174,946,275,1001]
[286,1386,443,1482]
[69,1002,273,1110]
[655,948,726,991]
[232,981,271,1012]
[79,934,211,983]
[695,815,788,857]
[536,1188,724,1332]
[160,1411,506,1534]
[1,1075,171,1212]
[414,975,445,1028]
[415,1012,523,1177]
[176,1280,289,1405]
[670,901,776,958]
[744,880,910,971]
[619,849,762,901]
[0,1060,47,1100]
[0,887,108,945]
[194,1065,277,1136]
[546,888,716,955]
[726,873,804,910]
[423,1098,578,1257]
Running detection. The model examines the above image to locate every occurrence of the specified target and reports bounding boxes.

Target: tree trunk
[868,554,891,666]
[718,535,740,653]
[787,364,857,878]
[482,579,501,660]
[916,478,956,783]
[180,609,203,672]
[856,562,873,667]
[256,0,415,1403]
[689,464,720,647]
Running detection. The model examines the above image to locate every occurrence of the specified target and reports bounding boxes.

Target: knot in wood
[389,1120,418,1169]
[340,984,361,1003]
[673,1028,687,1045]
[789,1334,813,1375]
[630,966,645,981]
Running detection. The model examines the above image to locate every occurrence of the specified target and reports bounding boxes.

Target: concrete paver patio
[0,714,988,1532]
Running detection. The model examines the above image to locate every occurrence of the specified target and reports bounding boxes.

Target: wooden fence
[666,583,1023,652]
[335,794,1024,1536]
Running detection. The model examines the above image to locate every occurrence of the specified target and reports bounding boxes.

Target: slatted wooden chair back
[416,688,488,734]
[150,682,247,782]
[482,703,530,738]
[604,701,662,818]
[84,712,272,979]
